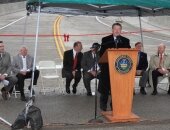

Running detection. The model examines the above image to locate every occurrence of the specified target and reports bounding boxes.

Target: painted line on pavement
[0,16,26,30]
[54,16,63,60]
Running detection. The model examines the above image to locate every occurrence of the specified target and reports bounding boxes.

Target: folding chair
[38,60,62,95]
[149,69,169,92]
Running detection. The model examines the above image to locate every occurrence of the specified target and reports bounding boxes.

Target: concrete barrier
[0,1,26,16]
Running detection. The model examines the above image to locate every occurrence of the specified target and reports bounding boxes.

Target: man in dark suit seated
[99,23,131,111]
[62,41,83,94]
[81,43,100,96]
[135,42,148,95]
[12,46,39,101]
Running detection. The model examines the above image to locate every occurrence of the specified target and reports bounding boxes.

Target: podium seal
[115,55,133,74]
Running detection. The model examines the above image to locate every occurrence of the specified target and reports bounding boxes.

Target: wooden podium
[99,48,140,123]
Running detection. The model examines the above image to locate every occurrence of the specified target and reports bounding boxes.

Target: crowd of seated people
[0,41,39,101]
[1,26,170,104]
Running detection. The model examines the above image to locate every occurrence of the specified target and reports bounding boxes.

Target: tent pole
[24,4,41,128]
[138,10,144,46]
[28,3,41,105]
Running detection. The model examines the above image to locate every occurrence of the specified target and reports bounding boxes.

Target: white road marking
[0,16,26,30]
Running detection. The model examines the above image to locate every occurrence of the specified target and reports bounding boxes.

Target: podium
[99,48,140,123]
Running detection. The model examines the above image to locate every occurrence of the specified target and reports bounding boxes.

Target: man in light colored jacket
[12,46,39,101]
[149,43,170,95]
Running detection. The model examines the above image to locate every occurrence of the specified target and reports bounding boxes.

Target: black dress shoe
[140,88,147,95]
[87,92,92,96]
[20,95,27,101]
[1,88,8,100]
[66,89,70,94]
[152,90,158,95]
[72,87,77,94]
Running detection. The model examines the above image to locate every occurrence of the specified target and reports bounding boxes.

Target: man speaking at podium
[99,23,131,111]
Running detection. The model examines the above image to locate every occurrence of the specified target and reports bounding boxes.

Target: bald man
[12,46,39,101]
[149,43,170,95]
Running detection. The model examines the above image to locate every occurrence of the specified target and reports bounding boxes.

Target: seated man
[135,42,148,95]
[149,43,170,95]
[81,43,100,96]
[12,46,39,101]
[62,41,83,94]
[0,41,17,100]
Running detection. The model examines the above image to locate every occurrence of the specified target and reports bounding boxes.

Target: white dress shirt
[20,55,30,71]
[73,49,77,59]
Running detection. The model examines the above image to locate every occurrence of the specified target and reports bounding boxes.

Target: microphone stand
[88,52,103,123]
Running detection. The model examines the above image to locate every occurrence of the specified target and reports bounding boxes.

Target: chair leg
[40,73,45,95]
[13,85,17,98]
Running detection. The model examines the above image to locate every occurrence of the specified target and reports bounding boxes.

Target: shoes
[140,88,147,95]
[152,90,158,95]
[20,95,27,101]
[72,86,77,94]
[66,87,70,94]
[100,103,107,111]
[87,92,92,96]
[1,88,8,100]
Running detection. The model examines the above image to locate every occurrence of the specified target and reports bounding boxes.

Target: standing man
[150,43,170,95]
[99,23,131,111]
[135,42,148,95]
[0,41,17,100]
[62,41,83,94]
[81,43,100,96]
[12,46,39,101]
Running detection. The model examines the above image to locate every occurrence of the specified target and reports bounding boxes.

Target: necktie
[73,53,78,70]
[159,54,163,68]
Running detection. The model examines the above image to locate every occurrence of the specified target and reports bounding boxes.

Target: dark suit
[81,50,99,93]
[136,52,149,88]
[99,34,131,110]
[137,52,148,71]
[63,49,83,92]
